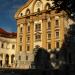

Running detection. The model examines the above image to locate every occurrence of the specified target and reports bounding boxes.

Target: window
[37,8,40,12]
[48,43,51,49]
[12,45,15,49]
[56,41,59,48]
[48,21,51,29]
[45,3,50,10]
[1,43,4,48]
[55,20,59,28]
[26,9,30,15]
[47,33,51,40]
[21,13,23,16]
[5,54,9,66]
[27,25,30,32]
[19,45,22,51]
[20,37,22,43]
[35,24,41,31]
[27,45,30,51]
[26,55,28,60]
[19,56,21,60]
[56,32,59,39]
[27,36,30,42]
[20,27,23,33]
[11,55,15,63]
[35,34,41,41]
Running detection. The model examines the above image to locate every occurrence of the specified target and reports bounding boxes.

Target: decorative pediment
[14,0,54,19]
[15,0,33,19]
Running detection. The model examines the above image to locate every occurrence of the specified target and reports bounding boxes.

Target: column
[9,55,11,66]
[22,19,27,68]
[23,18,27,53]
[2,54,5,67]
[51,16,55,50]
[60,15,65,47]
[42,13,47,49]
[30,16,34,53]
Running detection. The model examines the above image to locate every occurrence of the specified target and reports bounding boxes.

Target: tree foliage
[53,0,75,20]
[33,47,51,69]
[60,24,75,71]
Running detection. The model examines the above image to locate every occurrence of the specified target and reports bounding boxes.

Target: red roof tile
[0,28,17,38]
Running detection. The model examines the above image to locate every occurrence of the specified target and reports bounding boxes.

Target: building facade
[0,28,16,68]
[15,0,72,69]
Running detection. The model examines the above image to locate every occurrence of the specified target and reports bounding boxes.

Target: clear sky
[0,0,27,32]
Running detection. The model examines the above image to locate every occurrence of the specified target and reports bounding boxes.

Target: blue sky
[0,0,27,32]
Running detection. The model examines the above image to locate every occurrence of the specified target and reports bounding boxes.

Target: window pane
[48,43,51,49]
[20,37,22,43]
[27,26,30,32]
[20,45,22,51]
[55,20,59,28]
[56,41,59,48]
[11,55,14,63]
[19,56,21,60]
[46,3,50,10]
[37,8,40,12]
[26,56,28,60]
[35,34,41,41]
[35,24,41,31]
[56,32,59,39]
[20,27,23,33]
[27,45,30,51]
[12,45,15,49]
[48,22,51,29]
[27,36,30,42]
[48,33,51,40]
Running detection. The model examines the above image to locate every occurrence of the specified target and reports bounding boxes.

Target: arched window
[20,13,23,16]
[12,45,15,49]
[20,27,23,33]
[37,8,40,12]
[48,21,51,29]
[11,55,15,64]
[5,54,9,66]
[45,3,51,10]
[26,9,30,15]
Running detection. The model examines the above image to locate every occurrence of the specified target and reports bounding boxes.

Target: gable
[15,0,54,19]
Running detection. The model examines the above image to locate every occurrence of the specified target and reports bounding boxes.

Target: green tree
[33,47,50,69]
[53,0,75,20]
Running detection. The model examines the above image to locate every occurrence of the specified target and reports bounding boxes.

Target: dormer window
[37,8,40,12]
[26,9,30,15]
[20,13,23,16]
[45,3,51,10]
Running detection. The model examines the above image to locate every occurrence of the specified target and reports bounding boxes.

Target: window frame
[35,23,41,32]
[48,42,51,49]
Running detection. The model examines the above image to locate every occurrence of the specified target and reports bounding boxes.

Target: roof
[0,28,17,38]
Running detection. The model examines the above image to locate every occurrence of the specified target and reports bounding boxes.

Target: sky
[0,0,27,32]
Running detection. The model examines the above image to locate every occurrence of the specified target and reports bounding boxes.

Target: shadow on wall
[31,24,75,71]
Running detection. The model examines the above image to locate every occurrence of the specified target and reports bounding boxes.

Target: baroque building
[15,0,72,69]
[0,28,16,68]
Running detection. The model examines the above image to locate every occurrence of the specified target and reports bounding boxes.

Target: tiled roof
[0,28,17,38]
